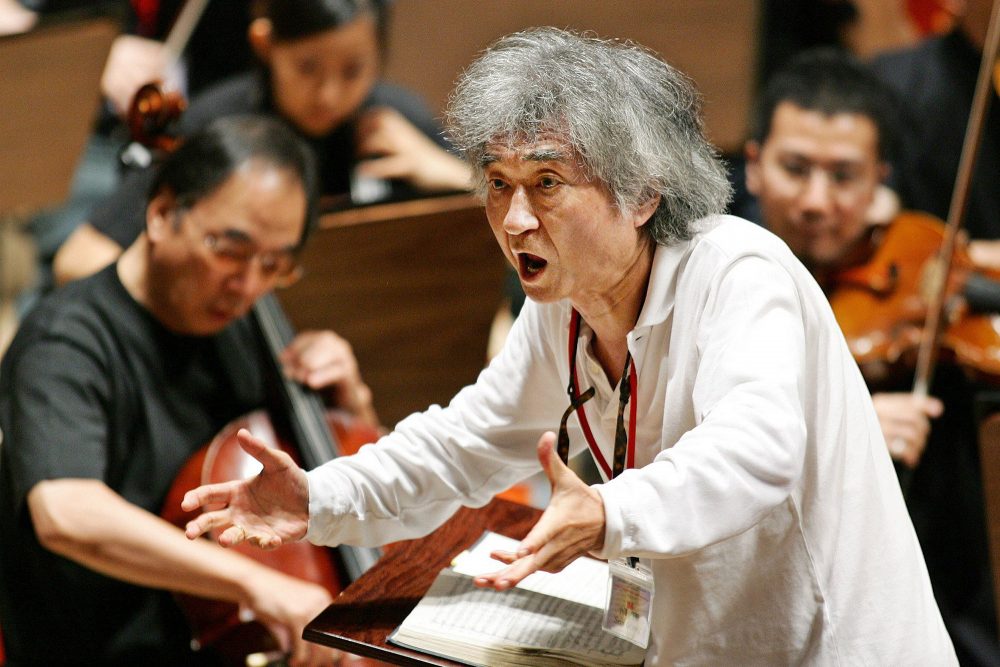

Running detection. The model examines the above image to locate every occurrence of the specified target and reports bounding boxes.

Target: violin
[829,211,1000,386]
[830,0,1000,395]
[160,294,383,665]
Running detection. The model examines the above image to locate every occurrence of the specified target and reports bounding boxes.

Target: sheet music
[451,531,608,609]
[390,531,645,666]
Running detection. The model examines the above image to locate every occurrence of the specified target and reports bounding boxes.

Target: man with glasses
[183,29,954,664]
[0,116,373,665]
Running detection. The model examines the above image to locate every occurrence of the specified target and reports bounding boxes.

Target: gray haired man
[184,28,955,664]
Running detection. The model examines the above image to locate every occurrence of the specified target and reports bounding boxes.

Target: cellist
[742,49,998,664]
[0,116,374,666]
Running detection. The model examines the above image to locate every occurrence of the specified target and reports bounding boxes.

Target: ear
[248,18,273,63]
[632,193,661,229]
[877,160,891,185]
[744,140,762,196]
[146,190,177,243]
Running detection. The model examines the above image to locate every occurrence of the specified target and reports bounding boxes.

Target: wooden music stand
[277,194,508,427]
[0,16,117,215]
[303,497,541,665]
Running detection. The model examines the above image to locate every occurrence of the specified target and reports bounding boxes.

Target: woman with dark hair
[54,0,471,285]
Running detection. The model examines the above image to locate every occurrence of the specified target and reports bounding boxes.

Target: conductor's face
[145,162,307,336]
[482,137,654,307]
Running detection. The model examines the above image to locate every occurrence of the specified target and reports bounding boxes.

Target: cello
[160,293,383,665]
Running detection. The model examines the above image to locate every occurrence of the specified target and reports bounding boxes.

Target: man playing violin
[0,116,373,665]
[744,49,998,664]
[183,28,955,665]
[744,48,946,469]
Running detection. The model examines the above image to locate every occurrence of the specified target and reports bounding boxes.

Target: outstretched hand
[474,432,606,591]
[182,429,310,550]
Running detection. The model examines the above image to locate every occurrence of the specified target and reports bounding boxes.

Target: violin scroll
[127,82,186,153]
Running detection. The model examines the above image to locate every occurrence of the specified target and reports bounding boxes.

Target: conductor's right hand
[182,428,309,550]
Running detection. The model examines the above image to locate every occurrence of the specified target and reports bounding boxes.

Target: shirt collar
[633,239,690,332]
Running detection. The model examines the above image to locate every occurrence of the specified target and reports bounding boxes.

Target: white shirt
[307,215,955,665]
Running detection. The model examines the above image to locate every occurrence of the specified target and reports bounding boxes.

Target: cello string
[253,294,382,578]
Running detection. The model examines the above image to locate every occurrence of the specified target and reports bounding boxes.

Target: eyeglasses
[180,210,304,288]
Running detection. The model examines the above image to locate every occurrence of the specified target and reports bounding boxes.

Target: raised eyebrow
[480,147,569,167]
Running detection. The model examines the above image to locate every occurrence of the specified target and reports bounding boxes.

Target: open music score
[303,498,541,666]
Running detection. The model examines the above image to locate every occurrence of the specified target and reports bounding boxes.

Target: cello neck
[252,293,343,470]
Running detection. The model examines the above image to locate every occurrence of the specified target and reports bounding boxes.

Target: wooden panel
[0,17,117,215]
[277,195,507,427]
[383,1,760,154]
[979,413,1000,636]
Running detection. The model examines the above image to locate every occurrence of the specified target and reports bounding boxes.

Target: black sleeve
[3,334,112,510]
[88,167,157,248]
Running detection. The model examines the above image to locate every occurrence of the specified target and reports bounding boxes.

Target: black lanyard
[562,309,637,479]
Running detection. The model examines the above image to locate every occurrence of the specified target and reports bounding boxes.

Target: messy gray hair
[446,27,732,244]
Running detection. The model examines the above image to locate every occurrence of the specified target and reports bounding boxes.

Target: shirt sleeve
[595,255,808,558]
[305,300,567,547]
[4,335,113,511]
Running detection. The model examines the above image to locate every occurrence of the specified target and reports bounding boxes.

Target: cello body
[160,295,384,665]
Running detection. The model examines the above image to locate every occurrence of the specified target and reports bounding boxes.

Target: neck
[575,238,654,385]
[117,236,151,310]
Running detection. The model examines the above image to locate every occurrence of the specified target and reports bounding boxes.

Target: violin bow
[913,0,1000,397]
[162,0,211,69]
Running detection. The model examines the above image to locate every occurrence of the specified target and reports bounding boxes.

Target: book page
[390,532,646,666]
[451,531,608,609]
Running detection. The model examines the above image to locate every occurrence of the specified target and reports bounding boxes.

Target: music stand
[303,497,542,665]
[0,15,116,351]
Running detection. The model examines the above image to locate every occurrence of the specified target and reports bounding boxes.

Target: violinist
[743,49,998,664]
[53,0,473,286]
[0,116,374,666]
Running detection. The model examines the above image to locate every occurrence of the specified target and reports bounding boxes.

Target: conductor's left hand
[474,432,606,591]
[182,429,310,550]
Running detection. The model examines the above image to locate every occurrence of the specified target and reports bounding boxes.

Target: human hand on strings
[474,432,606,591]
[355,107,472,193]
[872,392,944,469]
[280,330,377,427]
[182,428,310,550]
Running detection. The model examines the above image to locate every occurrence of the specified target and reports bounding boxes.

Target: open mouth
[518,252,548,278]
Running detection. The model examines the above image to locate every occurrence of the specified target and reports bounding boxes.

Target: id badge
[603,557,654,648]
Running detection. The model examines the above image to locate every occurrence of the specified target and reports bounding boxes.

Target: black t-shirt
[870,29,1000,240]
[90,71,449,248]
[0,265,267,665]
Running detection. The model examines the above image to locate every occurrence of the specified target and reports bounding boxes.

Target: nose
[317,76,342,109]
[226,261,270,301]
[502,186,539,235]
[799,169,834,216]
